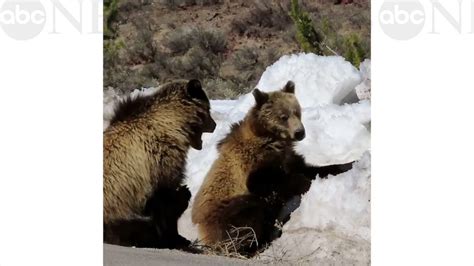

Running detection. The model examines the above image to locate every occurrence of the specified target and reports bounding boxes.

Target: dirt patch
[104,0,370,99]
[104,244,262,266]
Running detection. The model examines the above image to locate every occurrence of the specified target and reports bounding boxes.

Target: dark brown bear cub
[103,79,216,250]
[192,81,353,255]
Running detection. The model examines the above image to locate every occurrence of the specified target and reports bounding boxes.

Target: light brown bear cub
[192,81,353,255]
[103,79,215,250]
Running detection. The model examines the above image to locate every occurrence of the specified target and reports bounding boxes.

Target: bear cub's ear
[186,79,208,101]
[252,88,269,107]
[282,81,295,94]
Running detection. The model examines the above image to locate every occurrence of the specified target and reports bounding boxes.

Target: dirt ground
[105,0,370,98]
[104,244,262,266]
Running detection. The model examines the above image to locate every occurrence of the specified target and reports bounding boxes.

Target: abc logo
[0,1,46,40]
[379,1,425,40]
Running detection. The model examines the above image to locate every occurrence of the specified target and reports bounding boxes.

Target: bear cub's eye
[280,114,289,121]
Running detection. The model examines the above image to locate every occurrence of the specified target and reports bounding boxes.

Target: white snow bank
[286,152,370,240]
[260,227,370,265]
[103,54,371,263]
[257,54,362,107]
[225,54,362,121]
[295,100,371,165]
[356,59,371,100]
[259,152,370,264]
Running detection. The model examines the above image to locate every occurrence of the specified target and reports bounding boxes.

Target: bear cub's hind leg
[216,195,282,256]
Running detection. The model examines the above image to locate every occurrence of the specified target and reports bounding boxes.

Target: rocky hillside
[104,0,370,99]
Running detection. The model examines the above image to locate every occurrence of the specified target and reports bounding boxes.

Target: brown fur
[192,81,304,246]
[103,79,215,227]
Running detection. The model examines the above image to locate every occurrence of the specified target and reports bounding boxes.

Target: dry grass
[231,0,292,38]
[308,0,371,66]
[258,245,322,265]
[161,0,223,9]
[190,226,261,260]
[125,17,158,65]
[221,226,259,255]
[223,45,280,94]
[202,78,247,99]
[164,27,227,56]
[187,225,326,265]
[158,27,227,84]
[104,0,370,97]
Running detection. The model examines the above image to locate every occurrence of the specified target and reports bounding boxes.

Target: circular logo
[379,1,425,40]
[0,0,46,40]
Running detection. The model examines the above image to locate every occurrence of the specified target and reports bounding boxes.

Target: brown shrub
[165,27,227,56]
[124,17,158,65]
[230,45,279,85]
[231,0,292,38]
[160,0,223,9]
